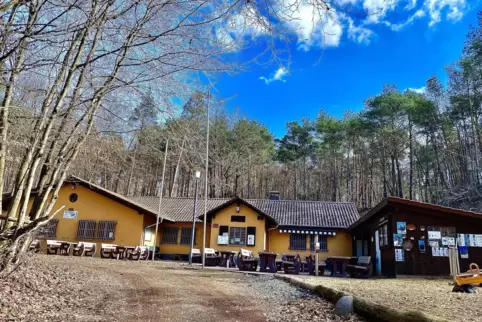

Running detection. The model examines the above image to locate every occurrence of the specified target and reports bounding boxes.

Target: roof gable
[65,176,175,222]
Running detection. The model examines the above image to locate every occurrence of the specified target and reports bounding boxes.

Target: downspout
[145,218,163,245]
[267,223,279,252]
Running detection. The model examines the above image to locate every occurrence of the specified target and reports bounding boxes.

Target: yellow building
[6,176,359,261]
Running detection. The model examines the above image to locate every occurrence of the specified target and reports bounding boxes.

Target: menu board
[458,234,482,247]
[395,249,404,262]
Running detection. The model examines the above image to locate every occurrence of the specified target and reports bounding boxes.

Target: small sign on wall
[247,234,255,246]
[63,210,78,219]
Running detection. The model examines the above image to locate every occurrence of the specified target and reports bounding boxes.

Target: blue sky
[214,0,480,138]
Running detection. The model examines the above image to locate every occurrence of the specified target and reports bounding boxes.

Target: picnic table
[218,250,237,268]
[124,246,137,259]
[258,251,277,273]
[326,256,351,277]
[47,240,72,256]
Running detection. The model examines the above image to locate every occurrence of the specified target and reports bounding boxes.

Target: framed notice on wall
[63,210,78,219]
[247,235,255,246]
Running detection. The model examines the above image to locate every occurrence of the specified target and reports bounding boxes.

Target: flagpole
[202,90,210,268]
[152,139,168,261]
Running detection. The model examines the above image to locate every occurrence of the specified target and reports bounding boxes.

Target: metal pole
[202,90,210,268]
[315,235,319,276]
[189,178,199,265]
[152,140,168,261]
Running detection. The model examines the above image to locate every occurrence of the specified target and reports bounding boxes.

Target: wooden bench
[282,253,302,274]
[191,248,202,263]
[346,256,372,278]
[100,243,118,259]
[237,248,258,271]
[305,254,326,275]
[29,239,40,253]
[73,242,96,257]
[127,246,149,261]
[204,248,221,266]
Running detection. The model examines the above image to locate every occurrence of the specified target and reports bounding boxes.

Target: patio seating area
[39,239,369,277]
[184,247,371,278]
[43,240,149,261]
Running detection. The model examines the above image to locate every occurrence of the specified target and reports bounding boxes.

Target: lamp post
[189,169,202,265]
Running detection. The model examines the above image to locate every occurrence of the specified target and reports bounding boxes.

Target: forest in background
[68,12,482,211]
[5,12,482,212]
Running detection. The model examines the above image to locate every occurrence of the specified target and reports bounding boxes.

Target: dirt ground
[0,255,363,322]
[292,275,482,322]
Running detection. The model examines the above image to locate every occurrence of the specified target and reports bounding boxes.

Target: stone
[334,295,354,317]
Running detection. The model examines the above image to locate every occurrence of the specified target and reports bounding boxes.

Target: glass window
[290,234,306,250]
[144,227,152,242]
[310,235,328,251]
[229,227,246,245]
[379,224,389,247]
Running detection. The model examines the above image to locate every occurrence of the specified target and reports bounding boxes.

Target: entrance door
[375,230,382,276]
[356,240,363,257]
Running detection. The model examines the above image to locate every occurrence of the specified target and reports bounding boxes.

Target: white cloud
[405,0,418,10]
[389,9,425,31]
[424,0,466,26]
[347,18,375,44]
[363,0,400,24]
[407,86,426,93]
[282,1,344,49]
[259,67,289,85]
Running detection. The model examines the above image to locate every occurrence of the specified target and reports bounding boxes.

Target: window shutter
[77,220,96,240]
[96,221,116,240]
[38,219,59,239]
[247,226,256,246]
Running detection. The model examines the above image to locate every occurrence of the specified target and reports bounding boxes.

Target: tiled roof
[130,196,360,229]
[130,197,229,222]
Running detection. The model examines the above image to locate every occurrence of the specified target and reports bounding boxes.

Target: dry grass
[290,275,482,322]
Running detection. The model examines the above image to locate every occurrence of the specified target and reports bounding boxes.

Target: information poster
[217,234,228,245]
[476,235,482,247]
[247,235,255,246]
[428,231,441,240]
[397,222,407,234]
[457,234,466,246]
[418,240,426,253]
[395,249,404,262]
[469,234,477,247]
[443,247,449,257]
[63,210,78,219]
[460,246,469,259]
[393,234,403,247]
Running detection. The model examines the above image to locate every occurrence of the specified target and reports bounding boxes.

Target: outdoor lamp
[194,169,202,179]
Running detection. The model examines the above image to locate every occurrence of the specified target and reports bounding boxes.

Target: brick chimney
[269,191,280,200]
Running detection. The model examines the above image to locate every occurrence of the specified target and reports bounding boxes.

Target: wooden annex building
[349,197,482,277]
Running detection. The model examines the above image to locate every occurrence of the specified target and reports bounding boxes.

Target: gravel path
[291,275,482,322]
[0,255,363,322]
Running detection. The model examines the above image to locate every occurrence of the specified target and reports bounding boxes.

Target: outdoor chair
[346,256,373,278]
[100,243,118,259]
[112,246,126,260]
[237,248,258,271]
[191,248,202,263]
[282,253,302,274]
[204,248,221,266]
[73,242,96,257]
[305,254,326,275]
[29,239,40,253]
[127,246,149,261]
